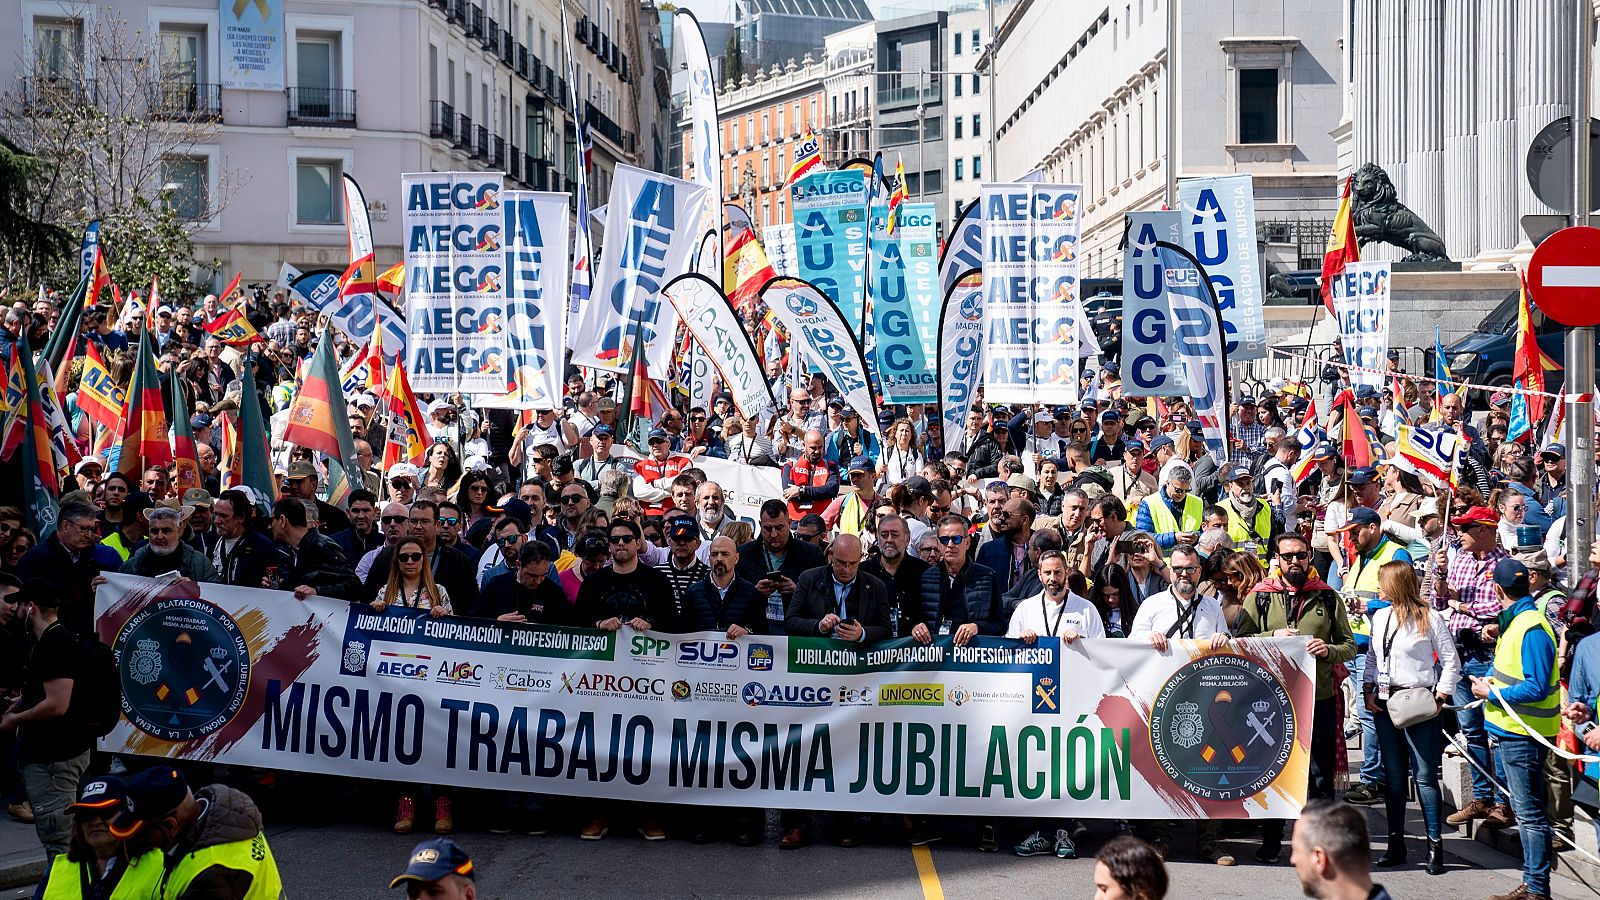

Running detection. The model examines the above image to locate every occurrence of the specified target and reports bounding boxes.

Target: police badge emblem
[342,641,368,675]
[1172,700,1204,749]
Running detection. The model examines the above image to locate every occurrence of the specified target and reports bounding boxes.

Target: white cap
[464,454,491,472]
[1415,497,1440,520]
[388,462,420,480]
[426,398,451,415]
[74,455,105,474]
[353,392,378,409]
[1032,411,1053,425]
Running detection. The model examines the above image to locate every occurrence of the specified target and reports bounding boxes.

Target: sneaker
[1484,804,1517,828]
[1255,837,1282,864]
[581,818,608,840]
[638,819,666,841]
[1552,830,1574,852]
[1013,830,1053,857]
[1445,798,1492,826]
[523,819,549,837]
[1203,845,1237,866]
[394,796,416,835]
[1053,828,1078,859]
[1068,819,1089,845]
[433,797,454,834]
[6,801,33,824]
[488,819,513,835]
[978,824,999,852]
[1343,782,1383,804]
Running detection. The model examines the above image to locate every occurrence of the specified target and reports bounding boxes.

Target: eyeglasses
[608,534,634,544]
[793,399,812,406]
[1170,565,1200,574]
[149,527,177,536]
[397,552,424,562]
[438,516,460,526]
[691,415,707,422]
[562,495,585,504]
[468,484,488,492]
[936,535,964,546]
[930,505,951,514]
[1278,551,1310,561]
[497,534,521,546]
[382,515,407,524]
[795,531,821,541]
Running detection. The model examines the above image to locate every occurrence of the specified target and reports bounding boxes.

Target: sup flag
[662,273,777,419]
[1319,175,1359,312]
[936,269,985,442]
[786,126,824,187]
[1396,423,1461,487]
[283,323,360,506]
[1154,242,1231,464]
[202,308,260,345]
[759,276,881,438]
[77,341,123,431]
[114,330,173,479]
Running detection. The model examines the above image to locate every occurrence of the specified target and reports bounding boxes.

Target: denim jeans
[1373,705,1445,839]
[21,752,88,860]
[1453,656,1501,803]
[1494,734,1552,896]
[1351,652,1385,786]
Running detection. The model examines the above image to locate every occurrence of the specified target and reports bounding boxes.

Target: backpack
[72,636,124,739]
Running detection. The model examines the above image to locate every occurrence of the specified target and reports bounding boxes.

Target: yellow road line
[912,844,945,900]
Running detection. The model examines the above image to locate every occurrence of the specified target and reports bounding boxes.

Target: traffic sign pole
[1570,0,1594,577]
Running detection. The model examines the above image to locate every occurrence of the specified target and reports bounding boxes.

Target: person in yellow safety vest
[1471,558,1559,900]
[1132,461,1203,558]
[831,457,880,540]
[390,837,479,899]
[1219,463,1274,561]
[109,766,283,900]
[35,776,164,899]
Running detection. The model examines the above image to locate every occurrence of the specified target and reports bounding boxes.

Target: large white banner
[695,457,783,523]
[1329,261,1392,390]
[476,191,570,410]
[402,171,507,393]
[937,270,984,441]
[662,273,776,419]
[677,10,724,280]
[980,183,1083,405]
[761,277,881,438]
[571,165,707,376]
[1179,175,1266,361]
[220,0,284,90]
[97,574,1315,818]
[1120,211,1186,398]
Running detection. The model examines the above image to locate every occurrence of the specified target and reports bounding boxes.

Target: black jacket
[476,572,575,625]
[679,576,768,633]
[212,529,288,590]
[861,554,930,638]
[785,566,892,642]
[966,433,1006,479]
[279,530,362,601]
[362,543,480,614]
[919,561,1006,635]
[734,536,824,621]
[331,526,384,567]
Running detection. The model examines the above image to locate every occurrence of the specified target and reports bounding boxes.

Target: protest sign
[1329,261,1392,390]
[401,171,506,392]
[1179,175,1266,360]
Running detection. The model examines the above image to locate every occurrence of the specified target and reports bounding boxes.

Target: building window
[763,112,770,143]
[972,113,981,136]
[1238,67,1279,143]
[163,156,208,220]
[296,36,337,92]
[954,32,963,55]
[33,18,81,80]
[159,28,204,85]
[955,77,962,98]
[971,29,980,52]
[954,117,963,140]
[295,159,341,224]
[954,158,964,181]
[972,73,980,94]
[972,155,981,179]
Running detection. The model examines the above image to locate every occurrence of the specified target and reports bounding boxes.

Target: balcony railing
[467,6,483,38]
[21,75,92,113]
[448,0,466,23]
[430,100,455,140]
[507,147,523,183]
[877,80,941,107]
[490,135,505,167]
[454,113,474,149]
[483,16,499,51]
[286,87,356,126]
[500,29,514,64]
[472,124,489,159]
[149,81,221,119]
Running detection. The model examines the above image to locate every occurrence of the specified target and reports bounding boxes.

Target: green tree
[0,135,71,284]
[723,28,745,89]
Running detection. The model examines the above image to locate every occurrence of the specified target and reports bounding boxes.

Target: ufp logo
[678,640,739,669]
[747,644,775,670]
[374,651,431,680]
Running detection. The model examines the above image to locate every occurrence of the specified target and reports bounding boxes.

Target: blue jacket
[919,561,1005,635]
[1133,492,1185,550]
[826,427,880,467]
[1486,595,1558,739]
[974,536,1025,595]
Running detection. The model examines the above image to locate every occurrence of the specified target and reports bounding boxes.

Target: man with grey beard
[118,506,218,582]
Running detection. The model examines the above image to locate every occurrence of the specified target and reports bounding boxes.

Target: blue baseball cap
[1100,408,1123,421]
[1331,506,1382,532]
[1355,384,1380,400]
[847,455,873,474]
[1347,465,1379,485]
[1236,396,1257,407]
[1149,435,1176,453]
[1493,558,1531,592]
[109,767,189,838]
[69,775,129,814]
[389,838,474,889]
[1313,441,1339,459]
[593,424,614,437]
[1123,438,1146,453]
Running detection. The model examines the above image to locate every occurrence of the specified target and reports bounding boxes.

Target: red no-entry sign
[1529,225,1600,326]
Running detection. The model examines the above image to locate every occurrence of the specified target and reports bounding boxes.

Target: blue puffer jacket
[918,561,1005,635]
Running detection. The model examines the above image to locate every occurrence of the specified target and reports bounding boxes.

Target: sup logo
[784,292,819,317]
[114,597,250,742]
[1148,654,1296,802]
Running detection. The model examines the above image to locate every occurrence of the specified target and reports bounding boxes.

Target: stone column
[1375,0,1407,260]
[1405,0,1445,251]
[1354,0,1380,171]
[1476,0,1518,257]
[1516,0,1573,225]
[1442,0,1479,259]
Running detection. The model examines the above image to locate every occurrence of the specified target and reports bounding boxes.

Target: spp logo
[374,652,431,680]
[747,643,775,671]
[631,635,671,663]
[742,682,832,708]
[785,292,819,317]
[434,660,483,687]
[678,640,740,669]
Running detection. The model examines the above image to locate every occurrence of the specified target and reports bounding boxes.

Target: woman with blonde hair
[878,417,924,487]
[1362,560,1458,875]
[1214,552,1266,634]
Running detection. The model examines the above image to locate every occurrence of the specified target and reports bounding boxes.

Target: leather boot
[1375,832,1407,867]
[1426,838,1445,875]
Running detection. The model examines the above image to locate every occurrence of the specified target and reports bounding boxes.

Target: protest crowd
[0,271,1591,900]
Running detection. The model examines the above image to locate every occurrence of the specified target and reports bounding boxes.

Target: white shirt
[1128,588,1227,639]
[1363,606,1462,699]
[1007,591,1104,640]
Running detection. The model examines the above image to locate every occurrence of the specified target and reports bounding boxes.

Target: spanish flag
[785,126,824,187]
[381,357,427,469]
[1334,388,1375,468]
[376,261,405,297]
[1319,175,1359,313]
[886,156,910,235]
[114,330,172,479]
[283,323,359,506]
[722,227,777,312]
[1509,270,1560,442]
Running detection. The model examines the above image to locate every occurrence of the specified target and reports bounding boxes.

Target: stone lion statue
[1351,163,1450,261]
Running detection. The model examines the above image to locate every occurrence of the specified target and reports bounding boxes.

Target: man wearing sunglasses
[360,500,479,614]
[915,515,1004,646]
[1233,532,1357,864]
[331,489,384,566]
[1109,439,1156,510]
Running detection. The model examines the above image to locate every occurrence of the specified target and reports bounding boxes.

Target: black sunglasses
[397,552,424,562]
[937,535,964,546]
[382,515,407,524]
[608,534,634,544]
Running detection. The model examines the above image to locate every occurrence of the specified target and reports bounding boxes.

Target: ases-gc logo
[1148,654,1296,802]
[114,597,250,742]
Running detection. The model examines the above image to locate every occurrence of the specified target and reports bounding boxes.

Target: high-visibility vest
[159,834,283,900]
[41,851,164,900]
[1485,604,1561,738]
[785,457,836,519]
[1344,537,1405,638]
[1223,500,1273,560]
[1143,492,1203,557]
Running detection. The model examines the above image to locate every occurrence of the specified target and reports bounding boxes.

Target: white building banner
[1119,211,1187,398]
[571,165,708,376]
[662,273,776,420]
[1329,261,1392,390]
[979,183,1084,406]
[402,171,507,393]
[220,0,284,90]
[97,574,1315,819]
[476,191,570,410]
[1178,175,1266,361]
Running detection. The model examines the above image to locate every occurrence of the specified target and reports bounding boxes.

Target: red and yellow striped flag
[382,358,428,469]
[115,330,172,478]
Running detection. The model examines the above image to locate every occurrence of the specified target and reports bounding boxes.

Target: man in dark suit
[975,497,1034,596]
[860,514,929,639]
[736,499,824,630]
[208,490,287,589]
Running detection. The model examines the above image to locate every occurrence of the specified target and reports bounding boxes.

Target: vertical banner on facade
[676,9,724,280]
[472,191,570,410]
[872,202,938,404]
[402,171,506,393]
[1157,241,1231,463]
[760,277,880,437]
[763,224,798,277]
[662,273,776,419]
[1178,175,1266,360]
[570,164,707,377]
[1329,261,1391,390]
[791,169,869,331]
[937,269,985,440]
[219,0,284,90]
[980,183,1083,405]
[1120,211,1186,398]
[939,199,983,302]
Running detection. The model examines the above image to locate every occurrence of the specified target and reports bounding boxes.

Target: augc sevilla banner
[1120,211,1186,398]
[980,183,1084,405]
[792,169,869,331]
[1178,175,1266,361]
[873,202,939,404]
[478,190,570,410]
[1330,261,1391,390]
[662,273,776,419]
[97,575,1314,819]
[760,277,881,438]
[402,171,507,393]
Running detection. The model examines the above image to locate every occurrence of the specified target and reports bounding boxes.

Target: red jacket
[634,454,693,516]
[784,455,841,520]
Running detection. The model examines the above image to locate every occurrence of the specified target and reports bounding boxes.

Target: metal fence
[1227,343,1430,398]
